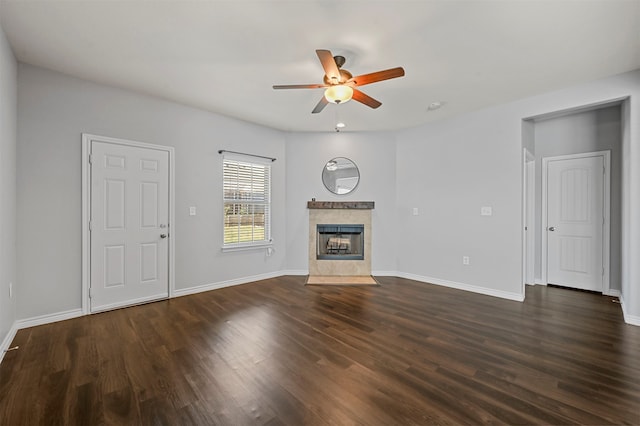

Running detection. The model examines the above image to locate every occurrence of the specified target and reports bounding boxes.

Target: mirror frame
[322,157,360,195]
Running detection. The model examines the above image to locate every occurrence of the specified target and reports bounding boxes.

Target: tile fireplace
[307,201,374,277]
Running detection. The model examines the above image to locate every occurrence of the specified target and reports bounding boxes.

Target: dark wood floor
[1,276,639,425]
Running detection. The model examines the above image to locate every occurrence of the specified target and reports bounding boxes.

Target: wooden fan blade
[316,49,340,83]
[273,83,327,89]
[312,96,329,114]
[348,67,405,87]
[352,88,382,109]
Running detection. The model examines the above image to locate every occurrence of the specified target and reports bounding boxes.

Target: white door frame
[541,150,610,294]
[81,133,176,314]
[522,148,535,289]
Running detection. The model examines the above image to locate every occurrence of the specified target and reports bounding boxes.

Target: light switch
[412,207,419,216]
[481,206,492,216]
[189,206,197,216]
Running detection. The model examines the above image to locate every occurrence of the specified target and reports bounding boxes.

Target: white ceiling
[1,0,639,132]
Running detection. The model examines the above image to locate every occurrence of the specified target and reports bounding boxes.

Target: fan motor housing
[324,69,353,85]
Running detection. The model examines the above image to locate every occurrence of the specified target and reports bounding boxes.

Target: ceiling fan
[273,49,405,114]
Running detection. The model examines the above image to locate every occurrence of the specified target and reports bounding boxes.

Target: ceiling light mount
[427,101,445,111]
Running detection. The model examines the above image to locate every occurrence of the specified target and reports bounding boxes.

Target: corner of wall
[0,320,18,364]
[620,296,640,326]
[0,15,18,362]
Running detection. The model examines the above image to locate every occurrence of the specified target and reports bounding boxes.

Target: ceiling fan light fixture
[324,85,353,104]
[273,49,405,114]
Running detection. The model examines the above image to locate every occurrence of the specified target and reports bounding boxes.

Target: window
[222,154,271,250]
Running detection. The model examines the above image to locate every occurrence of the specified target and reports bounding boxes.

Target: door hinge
[89,221,93,232]
[89,154,94,164]
[89,287,93,298]
[602,267,605,277]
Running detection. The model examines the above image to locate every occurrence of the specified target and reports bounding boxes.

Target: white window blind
[223,154,271,249]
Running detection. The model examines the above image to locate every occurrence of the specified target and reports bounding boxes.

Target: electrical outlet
[412,207,419,216]
[462,256,470,265]
[189,206,196,216]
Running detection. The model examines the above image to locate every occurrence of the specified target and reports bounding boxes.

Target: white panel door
[90,141,169,311]
[546,155,604,291]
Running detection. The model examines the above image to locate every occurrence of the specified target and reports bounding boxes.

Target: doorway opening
[522,101,622,297]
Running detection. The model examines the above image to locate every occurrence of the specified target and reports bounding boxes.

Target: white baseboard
[397,272,525,302]
[0,322,19,364]
[620,296,640,326]
[534,279,546,285]
[604,289,621,298]
[173,271,285,298]
[15,308,84,330]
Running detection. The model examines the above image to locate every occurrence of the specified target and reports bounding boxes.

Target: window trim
[221,241,273,253]
[221,153,272,251]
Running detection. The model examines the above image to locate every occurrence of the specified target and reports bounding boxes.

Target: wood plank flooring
[1,276,639,425]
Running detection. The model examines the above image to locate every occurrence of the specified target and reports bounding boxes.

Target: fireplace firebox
[316,224,364,260]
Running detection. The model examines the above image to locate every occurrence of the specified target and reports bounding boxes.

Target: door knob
[548,226,556,231]
[160,234,167,239]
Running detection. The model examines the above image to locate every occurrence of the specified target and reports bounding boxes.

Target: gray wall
[17,64,287,319]
[285,132,398,274]
[9,61,640,329]
[395,70,640,310]
[0,19,17,347]
[533,106,622,290]
[396,106,524,298]
[620,97,633,319]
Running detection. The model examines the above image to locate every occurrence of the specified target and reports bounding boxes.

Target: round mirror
[322,157,360,195]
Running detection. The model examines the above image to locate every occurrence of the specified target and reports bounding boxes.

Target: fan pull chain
[334,105,345,132]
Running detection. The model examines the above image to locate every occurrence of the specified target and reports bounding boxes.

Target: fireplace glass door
[317,224,364,260]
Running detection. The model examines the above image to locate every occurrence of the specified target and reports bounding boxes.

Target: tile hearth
[305,275,378,286]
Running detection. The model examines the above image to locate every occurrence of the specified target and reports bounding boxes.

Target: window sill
[221,242,273,253]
